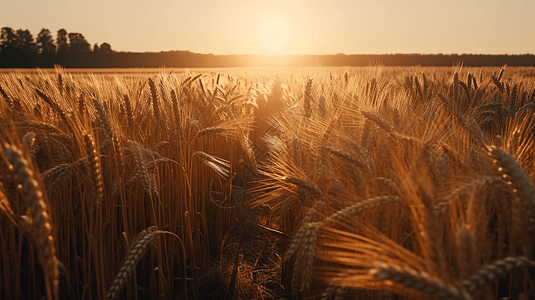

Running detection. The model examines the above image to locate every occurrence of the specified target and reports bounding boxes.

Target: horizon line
[114,50,535,56]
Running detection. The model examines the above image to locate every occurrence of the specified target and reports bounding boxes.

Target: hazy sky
[2,0,534,55]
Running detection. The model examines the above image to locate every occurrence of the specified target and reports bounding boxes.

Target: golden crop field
[1,66,535,300]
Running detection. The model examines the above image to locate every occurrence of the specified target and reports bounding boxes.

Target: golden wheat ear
[4,144,59,300]
[83,132,104,205]
[92,99,114,140]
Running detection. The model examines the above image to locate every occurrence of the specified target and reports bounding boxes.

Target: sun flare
[260,16,290,54]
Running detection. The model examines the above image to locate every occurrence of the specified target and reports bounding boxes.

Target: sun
[260,16,290,54]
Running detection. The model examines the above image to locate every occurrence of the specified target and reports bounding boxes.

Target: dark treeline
[0,27,113,68]
[1,26,535,68]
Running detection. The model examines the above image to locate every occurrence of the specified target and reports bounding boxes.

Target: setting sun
[260,16,290,54]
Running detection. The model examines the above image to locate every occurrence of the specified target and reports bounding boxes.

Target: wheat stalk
[326,146,370,172]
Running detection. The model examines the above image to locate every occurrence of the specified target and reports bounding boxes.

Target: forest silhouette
[1,27,535,68]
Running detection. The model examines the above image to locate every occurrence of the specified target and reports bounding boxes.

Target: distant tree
[0,27,17,52]
[98,42,113,54]
[67,32,91,54]
[0,28,37,67]
[15,29,36,54]
[56,29,68,56]
[0,27,17,66]
[17,29,37,66]
[92,42,114,67]
[36,29,56,54]
[36,28,56,67]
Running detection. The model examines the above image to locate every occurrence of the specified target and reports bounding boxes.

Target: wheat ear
[285,201,325,292]
[5,144,59,300]
[455,223,477,280]
[324,196,401,225]
[170,89,181,129]
[83,133,104,205]
[93,99,114,140]
[191,127,228,142]
[129,141,151,195]
[284,176,324,198]
[361,111,395,134]
[487,146,535,242]
[148,78,161,121]
[291,222,319,292]
[285,201,325,260]
[303,78,313,118]
[320,283,350,300]
[35,88,71,131]
[371,262,472,300]
[40,163,75,192]
[461,256,535,293]
[193,151,230,179]
[122,93,134,133]
[106,226,164,300]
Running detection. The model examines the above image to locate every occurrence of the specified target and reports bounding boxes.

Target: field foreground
[1,66,535,300]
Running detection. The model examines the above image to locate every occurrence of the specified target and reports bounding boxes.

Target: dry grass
[1,66,535,299]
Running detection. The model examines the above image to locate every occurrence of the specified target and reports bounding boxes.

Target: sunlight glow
[260,16,290,54]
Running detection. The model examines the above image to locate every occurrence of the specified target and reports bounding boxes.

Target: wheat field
[1,66,535,300]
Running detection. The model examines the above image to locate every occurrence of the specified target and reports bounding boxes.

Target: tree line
[1,27,535,68]
[0,27,113,68]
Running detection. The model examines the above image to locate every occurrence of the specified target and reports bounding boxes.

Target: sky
[1,0,534,55]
